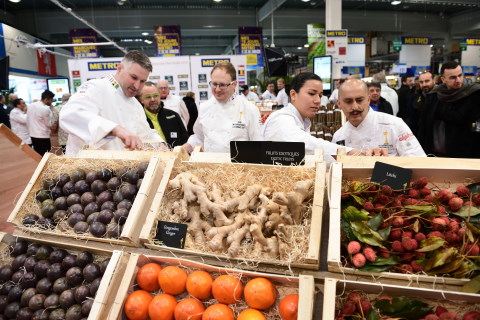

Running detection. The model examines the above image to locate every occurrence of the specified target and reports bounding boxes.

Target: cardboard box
[108,253,315,320]
[8,153,167,247]
[140,157,326,271]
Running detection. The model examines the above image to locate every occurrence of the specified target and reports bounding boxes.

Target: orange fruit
[136,263,162,291]
[244,277,276,310]
[237,308,267,320]
[124,290,153,320]
[158,266,188,295]
[148,293,177,320]
[279,294,299,320]
[186,270,213,300]
[174,297,205,320]
[211,275,243,304]
[202,303,234,320]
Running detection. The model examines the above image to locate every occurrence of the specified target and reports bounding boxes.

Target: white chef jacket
[10,108,31,144]
[261,90,276,100]
[243,91,259,102]
[187,94,262,153]
[262,103,351,161]
[329,89,339,104]
[321,95,329,106]
[380,83,399,116]
[26,101,52,139]
[60,74,164,156]
[332,108,426,157]
[162,94,190,128]
[276,88,289,106]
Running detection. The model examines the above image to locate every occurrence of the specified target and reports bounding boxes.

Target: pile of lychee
[341,177,480,277]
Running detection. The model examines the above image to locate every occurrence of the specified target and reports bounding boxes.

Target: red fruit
[415,252,426,258]
[381,185,393,196]
[347,292,362,303]
[415,233,426,242]
[341,300,356,315]
[378,247,391,258]
[363,202,374,212]
[399,264,413,273]
[377,195,390,205]
[456,186,470,198]
[458,228,466,238]
[352,253,366,268]
[409,189,420,199]
[419,187,432,197]
[413,177,428,189]
[359,300,371,314]
[411,261,424,272]
[437,190,453,204]
[432,218,447,231]
[426,315,440,320]
[392,198,402,208]
[448,198,463,212]
[462,311,480,320]
[436,306,448,316]
[473,194,480,206]
[464,201,472,207]
[347,241,361,255]
[380,222,389,229]
[445,231,459,245]
[437,206,447,216]
[363,248,376,262]
[391,217,404,228]
[391,240,405,252]
[403,198,419,205]
[400,253,415,263]
[439,312,460,320]
[427,231,445,239]
[447,221,459,232]
[402,237,418,252]
[377,295,391,302]
[402,231,414,239]
[466,244,480,256]
[388,229,402,241]
[423,194,435,203]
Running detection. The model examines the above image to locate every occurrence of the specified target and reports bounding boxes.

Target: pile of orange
[124,262,299,320]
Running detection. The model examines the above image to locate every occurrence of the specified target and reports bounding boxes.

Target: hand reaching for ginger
[348,148,388,157]
[112,125,144,151]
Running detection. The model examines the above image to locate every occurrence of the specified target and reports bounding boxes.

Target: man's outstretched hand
[112,125,144,150]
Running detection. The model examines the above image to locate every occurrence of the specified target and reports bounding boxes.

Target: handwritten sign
[155,221,187,249]
[371,162,412,192]
[230,141,305,165]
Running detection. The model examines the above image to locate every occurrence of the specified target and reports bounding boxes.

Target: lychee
[400,253,415,263]
[391,217,404,228]
[409,189,420,199]
[439,312,460,320]
[462,312,480,320]
[432,217,447,231]
[403,198,419,205]
[437,189,453,204]
[466,244,480,256]
[352,253,366,268]
[427,231,445,239]
[456,185,470,198]
[347,241,361,255]
[415,232,426,242]
[402,231,414,239]
[341,300,356,315]
[412,177,428,189]
[445,231,459,245]
[388,229,402,241]
[411,261,424,272]
[347,292,362,303]
[464,201,472,207]
[425,315,440,320]
[419,187,432,197]
[423,194,435,203]
[377,194,390,205]
[473,194,480,206]
[436,306,448,316]
[391,240,405,252]
[363,247,377,262]
[363,201,374,212]
[378,247,391,258]
[381,185,393,196]
[437,205,447,215]
[359,300,371,314]
[458,227,466,238]
[399,263,413,273]
[447,221,459,232]
[448,197,463,212]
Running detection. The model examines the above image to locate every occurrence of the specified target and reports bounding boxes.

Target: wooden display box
[327,161,480,286]
[140,157,326,271]
[77,145,189,161]
[0,232,129,320]
[8,153,167,247]
[322,277,480,319]
[108,253,315,320]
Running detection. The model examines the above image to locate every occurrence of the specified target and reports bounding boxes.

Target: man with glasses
[183,62,262,153]
[140,81,188,148]
[418,61,480,158]
[157,80,190,128]
[60,50,165,155]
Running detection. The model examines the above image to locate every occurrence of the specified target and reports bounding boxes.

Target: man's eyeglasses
[209,81,235,89]
[158,87,169,90]
[141,94,160,100]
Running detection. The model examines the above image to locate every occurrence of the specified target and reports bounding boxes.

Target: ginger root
[272,180,313,224]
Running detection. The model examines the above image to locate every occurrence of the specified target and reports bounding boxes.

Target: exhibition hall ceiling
[1,0,479,56]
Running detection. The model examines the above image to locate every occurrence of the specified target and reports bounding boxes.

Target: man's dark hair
[367,82,381,90]
[401,75,410,83]
[441,61,460,75]
[290,72,322,93]
[267,81,275,86]
[13,98,23,108]
[41,90,55,100]
[240,85,249,92]
[122,50,153,72]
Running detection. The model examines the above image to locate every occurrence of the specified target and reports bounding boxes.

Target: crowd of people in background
[0,53,478,160]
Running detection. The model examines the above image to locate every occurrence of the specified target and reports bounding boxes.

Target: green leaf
[404,204,436,214]
[351,221,385,247]
[352,194,365,206]
[452,260,477,278]
[366,308,381,320]
[367,213,383,231]
[351,181,368,192]
[424,247,457,271]
[378,225,391,241]
[353,233,385,248]
[461,274,480,294]
[368,255,401,266]
[342,206,369,222]
[416,237,446,252]
[374,297,432,319]
[428,257,464,275]
[466,222,480,236]
[341,218,357,243]
[358,264,394,273]
[452,205,480,217]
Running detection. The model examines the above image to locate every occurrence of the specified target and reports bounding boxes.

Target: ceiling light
[213,0,222,2]
[391,1,401,5]
[142,32,149,36]
[8,0,21,3]
[304,44,309,47]
[297,47,302,50]
[301,0,310,2]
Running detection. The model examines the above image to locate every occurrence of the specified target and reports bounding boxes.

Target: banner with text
[307,24,325,66]
[36,41,57,77]
[345,36,366,76]
[326,29,348,79]
[238,27,264,70]
[399,37,431,68]
[69,29,99,58]
[462,38,480,67]
[154,25,181,57]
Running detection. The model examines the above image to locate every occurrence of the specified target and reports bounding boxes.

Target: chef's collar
[107,74,120,90]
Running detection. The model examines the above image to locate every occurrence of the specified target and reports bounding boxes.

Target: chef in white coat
[262,72,387,161]
[333,79,426,157]
[10,98,31,145]
[183,62,262,153]
[157,80,190,128]
[60,50,165,155]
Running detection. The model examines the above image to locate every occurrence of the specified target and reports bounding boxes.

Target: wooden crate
[8,153,167,247]
[139,157,326,271]
[327,161,480,286]
[77,145,189,161]
[0,232,128,320]
[108,253,315,320]
[322,277,480,319]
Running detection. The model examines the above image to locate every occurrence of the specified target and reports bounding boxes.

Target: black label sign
[230,141,305,165]
[371,161,412,192]
[155,221,187,249]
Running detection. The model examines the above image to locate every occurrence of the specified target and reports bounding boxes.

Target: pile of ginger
[167,171,314,259]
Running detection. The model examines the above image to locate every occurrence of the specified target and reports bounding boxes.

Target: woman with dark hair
[262,72,385,161]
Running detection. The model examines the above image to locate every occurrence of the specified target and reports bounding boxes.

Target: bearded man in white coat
[183,62,262,153]
[60,50,164,155]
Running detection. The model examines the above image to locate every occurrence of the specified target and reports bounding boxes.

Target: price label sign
[371,161,412,192]
[230,141,305,165]
[155,221,187,249]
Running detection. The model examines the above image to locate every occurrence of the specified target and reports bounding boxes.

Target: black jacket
[397,84,414,121]
[0,104,10,129]
[371,97,393,115]
[182,96,198,136]
[145,108,188,148]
